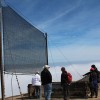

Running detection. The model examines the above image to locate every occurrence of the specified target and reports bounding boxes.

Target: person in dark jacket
[83,64,99,77]
[89,67,98,98]
[91,64,100,83]
[41,65,52,100]
[61,67,69,100]
[83,65,99,98]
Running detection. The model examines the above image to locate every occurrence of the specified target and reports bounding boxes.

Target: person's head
[61,67,66,72]
[90,67,95,72]
[91,64,96,69]
[35,71,40,74]
[43,65,50,70]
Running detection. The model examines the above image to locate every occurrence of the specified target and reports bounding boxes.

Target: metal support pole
[0,7,5,100]
[45,33,48,65]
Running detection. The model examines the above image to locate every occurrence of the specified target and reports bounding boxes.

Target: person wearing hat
[89,67,98,98]
[41,65,52,100]
[32,71,41,98]
[91,65,100,82]
[83,65,98,98]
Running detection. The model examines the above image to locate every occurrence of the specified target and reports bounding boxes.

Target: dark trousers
[62,83,69,100]
[89,81,98,97]
[35,86,40,98]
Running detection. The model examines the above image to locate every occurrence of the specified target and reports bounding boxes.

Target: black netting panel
[2,6,47,73]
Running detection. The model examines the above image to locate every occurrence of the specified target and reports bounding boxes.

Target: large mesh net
[1,6,47,74]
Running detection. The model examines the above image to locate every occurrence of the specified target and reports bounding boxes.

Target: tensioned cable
[50,38,80,81]
[5,1,46,34]
[5,71,34,75]
[55,45,82,79]
[48,37,82,79]
[11,74,13,100]
[48,42,59,82]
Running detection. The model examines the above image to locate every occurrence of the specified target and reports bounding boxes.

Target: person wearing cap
[89,67,98,98]
[91,65,100,83]
[83,65,98,98]
[61,67,69,100]
[32,71,41,98]
[41,65,52,100]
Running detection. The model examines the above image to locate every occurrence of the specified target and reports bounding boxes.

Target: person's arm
[48,71,52,82]
[38,75,41,82]
[41,72,43,84]
[83,72,91,76]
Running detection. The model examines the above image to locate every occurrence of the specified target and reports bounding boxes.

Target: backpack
[67,72,72,85]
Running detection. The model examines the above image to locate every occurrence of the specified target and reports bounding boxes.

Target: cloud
[50,61,100,82]
[1,61,100,97]
[48,45,100,63]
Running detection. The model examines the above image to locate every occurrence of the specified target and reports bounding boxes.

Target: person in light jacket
[32,71,41,98]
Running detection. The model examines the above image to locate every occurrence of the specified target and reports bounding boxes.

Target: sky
[1,0,100,97]
[3,0,100,65]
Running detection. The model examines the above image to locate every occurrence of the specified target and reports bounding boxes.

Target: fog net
[2,6,47,74]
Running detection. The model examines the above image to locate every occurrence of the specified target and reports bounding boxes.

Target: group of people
[32,64,99,100]
[32,64,70,100]
[32,65,52,100]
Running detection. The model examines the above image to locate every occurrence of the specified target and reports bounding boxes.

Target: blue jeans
[90,80,98,97]
[44,83,52,100]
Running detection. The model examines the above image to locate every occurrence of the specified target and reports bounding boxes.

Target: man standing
[32,71,41,98]
[83,64,99,98]
[89,67,98,98]
[61,67,69,100]
[41,65,52,100]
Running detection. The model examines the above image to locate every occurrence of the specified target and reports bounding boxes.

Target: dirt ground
[2,89,100,100]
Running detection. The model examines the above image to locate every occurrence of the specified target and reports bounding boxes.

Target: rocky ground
[2,88,100,100]
[1,82,100,100]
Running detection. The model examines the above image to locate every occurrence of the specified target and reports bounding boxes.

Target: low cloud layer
[0,61,100,97]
